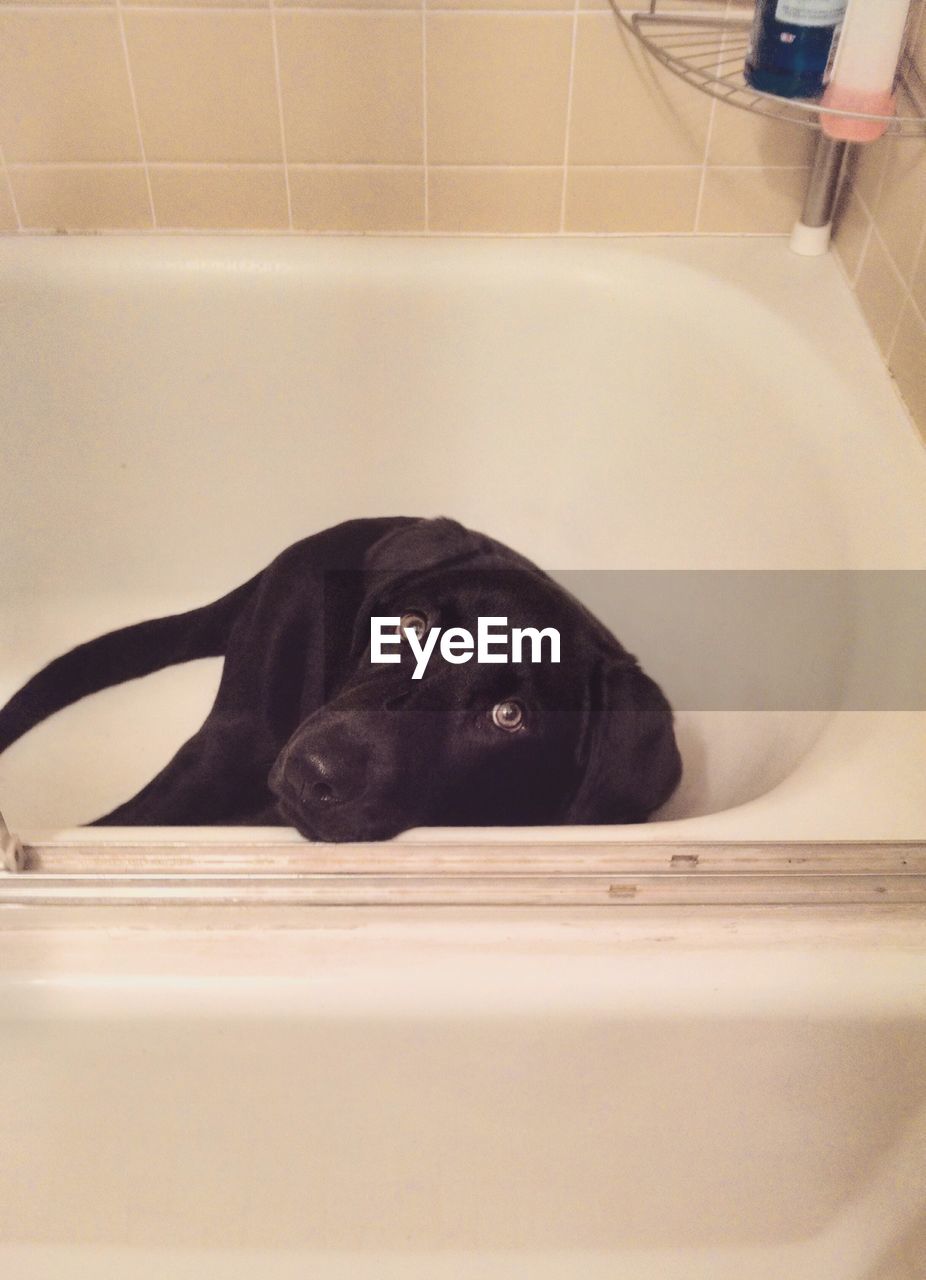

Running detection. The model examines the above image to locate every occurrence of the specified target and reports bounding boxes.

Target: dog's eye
[491,699,524,732]
[400,611,428,640]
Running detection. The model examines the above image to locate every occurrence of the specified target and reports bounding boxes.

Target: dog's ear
[347,519,490,661]
[564,657,682,825]
[364,517,544,592]
[364,518,488,582]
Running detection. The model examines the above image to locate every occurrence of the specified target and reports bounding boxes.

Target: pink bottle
[821,0,914,141]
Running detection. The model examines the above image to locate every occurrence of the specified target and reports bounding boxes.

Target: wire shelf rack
[610,2,926,138]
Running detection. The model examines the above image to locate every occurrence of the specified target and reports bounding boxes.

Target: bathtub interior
[1,236,925,838]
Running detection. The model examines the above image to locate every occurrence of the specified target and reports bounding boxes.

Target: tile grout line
[3,161,816,172]
[834,146,925,370]
[558,0,580,234]
[874,147,925,359]
[0,226,797,239]
[866,216,920,362]
[885,263,926,366]
[115,0,156,229]
[904,215,926,325]
[886,173,926,354]
[0,4,588,10]
[694,101,718,234]
[694,0,732,232]
[422,0,429,231]
[269,0,294,231]
[884,0,926,350]
[0,143,23,232]
[848,139,894,294]
[912,0,925,45]
[847,181,875,290]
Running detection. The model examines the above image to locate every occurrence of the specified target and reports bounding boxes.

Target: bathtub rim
[3,833,925,909]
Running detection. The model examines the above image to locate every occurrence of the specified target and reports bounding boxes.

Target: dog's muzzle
[271,743,365,808]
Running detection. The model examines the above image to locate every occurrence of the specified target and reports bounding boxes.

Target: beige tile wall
[0,0,923,435]
[0,0,818,237]
[832,4,926,443]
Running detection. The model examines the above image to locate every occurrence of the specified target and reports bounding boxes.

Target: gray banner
[550,571,926,711]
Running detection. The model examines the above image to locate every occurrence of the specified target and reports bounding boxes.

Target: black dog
[0,517,681,841]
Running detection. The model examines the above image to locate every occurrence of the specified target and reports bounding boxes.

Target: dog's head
[269,519,681,841]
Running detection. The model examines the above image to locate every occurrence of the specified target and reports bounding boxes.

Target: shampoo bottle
[745,0,848,99]
[821,0,913,141]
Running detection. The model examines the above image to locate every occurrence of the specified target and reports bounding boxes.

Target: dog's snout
[279,748,363,810]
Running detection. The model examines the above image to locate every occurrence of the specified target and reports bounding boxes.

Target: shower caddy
[611,1,926,254]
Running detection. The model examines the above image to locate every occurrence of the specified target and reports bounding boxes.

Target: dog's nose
[282,751,359,808]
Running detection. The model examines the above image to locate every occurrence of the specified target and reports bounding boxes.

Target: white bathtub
[1,236,924,842]
[1,235,925,1279]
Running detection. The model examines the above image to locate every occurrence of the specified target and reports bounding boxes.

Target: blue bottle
[745,0,847,99]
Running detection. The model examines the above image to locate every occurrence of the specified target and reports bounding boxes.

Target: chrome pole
[791,134,849,255]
